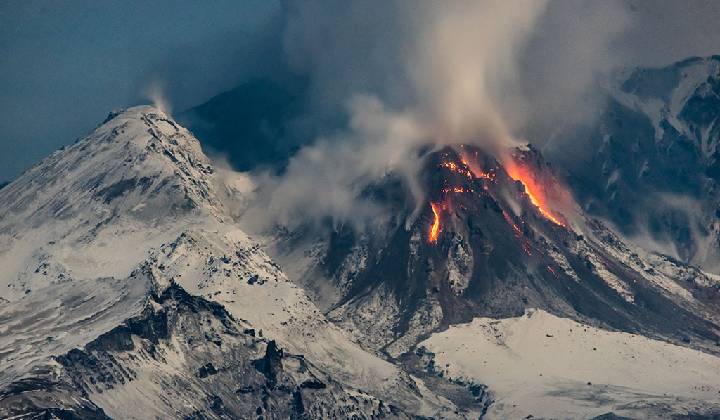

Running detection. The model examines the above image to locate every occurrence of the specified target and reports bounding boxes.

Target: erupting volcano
[272,141,720,420]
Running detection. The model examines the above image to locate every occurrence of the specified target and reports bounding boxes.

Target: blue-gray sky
[0,0,279,181]
[1,0,719,182]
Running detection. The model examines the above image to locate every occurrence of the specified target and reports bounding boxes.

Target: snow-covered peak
[0,105,464,418]
[0,105,219,226]
[0,105,229,301]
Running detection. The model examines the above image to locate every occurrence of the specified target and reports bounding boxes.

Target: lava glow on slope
[427,148,567,245]
[460,151,495,181]
[504,160,566,227]
[429,202,442,243]
[428,152,500,243]
[428,155,495,243]
[440,161,473,178]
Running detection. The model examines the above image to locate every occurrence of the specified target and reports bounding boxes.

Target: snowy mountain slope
[0,275,151,388]
[1,281,411,419]
[0,105,220,302]
[0,106,469,418]
[556,56,720,272]
[419,308,720,419]
[139,227,461,417]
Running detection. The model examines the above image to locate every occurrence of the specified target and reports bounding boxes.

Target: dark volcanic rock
[1,283,409,419]
[253,340,284,387]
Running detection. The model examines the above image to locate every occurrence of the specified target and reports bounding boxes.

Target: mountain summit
[0,106,464,419]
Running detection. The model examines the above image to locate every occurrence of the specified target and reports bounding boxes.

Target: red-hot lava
[429,202,442,243]
[442,186,472,194]
[440,161,473,178]
[502,209,533,256]
[503,159,566,227]
[428,153,496,243]
[427,147,570,246]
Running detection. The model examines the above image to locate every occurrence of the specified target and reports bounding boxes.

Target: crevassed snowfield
[421,308,720,419]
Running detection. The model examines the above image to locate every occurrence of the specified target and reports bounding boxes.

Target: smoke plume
[246,0,631,231]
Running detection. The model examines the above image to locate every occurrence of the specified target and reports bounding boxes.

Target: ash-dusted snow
[421,308,720,419]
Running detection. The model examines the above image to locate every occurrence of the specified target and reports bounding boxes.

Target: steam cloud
[144,81,173,118]
[245,0,631,232]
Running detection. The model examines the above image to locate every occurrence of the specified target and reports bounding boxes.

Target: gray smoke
[245,0,634,231]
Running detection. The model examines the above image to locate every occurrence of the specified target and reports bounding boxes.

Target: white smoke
[144,80,173,117]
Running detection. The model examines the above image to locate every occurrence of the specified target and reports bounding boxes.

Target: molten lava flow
[502,210,532,255]
[440,161,473,179]
[429,202,441,243]
[504,161,565,227]
[460,151,495,181]
[442,186,473,194]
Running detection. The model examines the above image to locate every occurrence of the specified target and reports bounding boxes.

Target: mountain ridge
[1,102,719,418]
[557,55,720,272]
[0,106,470,419]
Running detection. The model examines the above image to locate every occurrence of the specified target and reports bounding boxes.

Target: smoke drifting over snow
[248,0,632,230]
[144,81,173,118]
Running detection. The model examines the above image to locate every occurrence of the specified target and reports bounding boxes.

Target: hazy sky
[0,0,718,182]
[0,0,279,181]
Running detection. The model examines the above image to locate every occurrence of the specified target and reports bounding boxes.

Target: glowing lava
[504,161,565,227]
[442,186,472,194]
[460,151,495,181]
[430,153,497,244]
[440,161,473,178]
[429,202,441,243]
[502,209,532,255]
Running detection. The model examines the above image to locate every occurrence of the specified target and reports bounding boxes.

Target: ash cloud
[247,0,634,231]
[516,0,631,142]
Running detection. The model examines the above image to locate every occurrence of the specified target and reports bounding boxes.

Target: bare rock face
[1,284,406,419]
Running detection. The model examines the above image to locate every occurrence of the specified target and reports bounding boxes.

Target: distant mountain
[555,56,720,272]
[177,79,304,172]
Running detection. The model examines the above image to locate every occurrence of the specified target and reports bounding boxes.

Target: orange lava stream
[459,153,495,180]
[440,161,474,178]
[504,162,565,227]
[429,202,441,243]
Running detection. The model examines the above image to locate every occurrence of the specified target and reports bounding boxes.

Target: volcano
[278,144,720,362]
